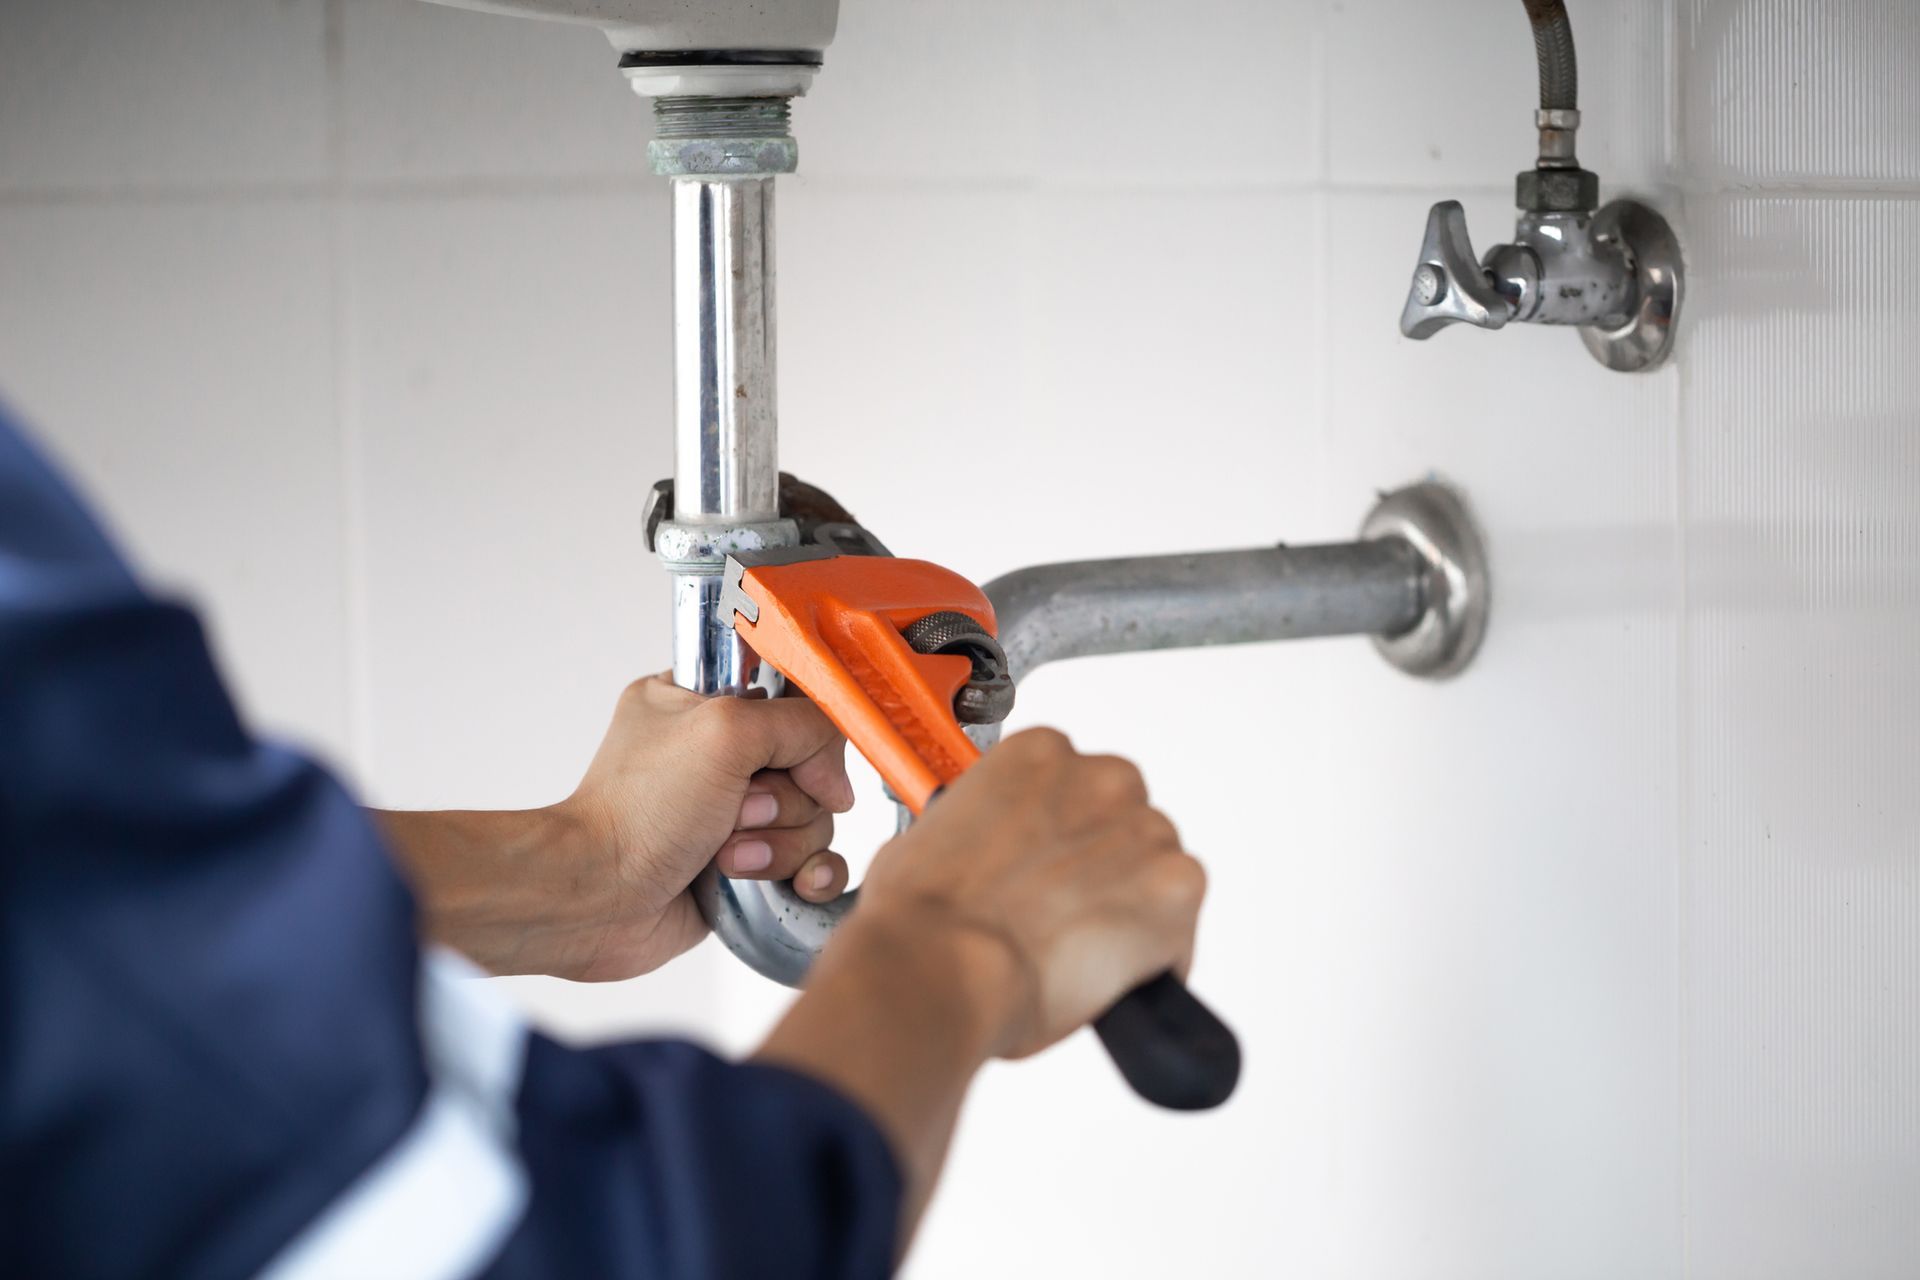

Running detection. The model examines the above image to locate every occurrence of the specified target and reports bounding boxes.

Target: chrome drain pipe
[633,74,817,973]
[658,168,793,697]
[643,89,805,701]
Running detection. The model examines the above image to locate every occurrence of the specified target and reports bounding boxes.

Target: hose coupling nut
[1534,106,1581,165]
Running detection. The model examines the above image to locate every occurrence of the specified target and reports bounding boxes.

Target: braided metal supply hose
[1522,0,1578,111]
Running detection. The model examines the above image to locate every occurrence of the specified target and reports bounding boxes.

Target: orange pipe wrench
[721,547,1241,1111]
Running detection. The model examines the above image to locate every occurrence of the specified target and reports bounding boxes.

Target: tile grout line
[1312,0,1331,191]
[1667,1,1693,1276]
[323,0,375,781]
[1310,0,1334,522]
[1305,7,1334,1265]
[6,175,1913,209]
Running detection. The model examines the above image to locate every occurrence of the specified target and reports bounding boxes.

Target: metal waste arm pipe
[705,482,1489,986]
[987,540,1429,685]
[704,536,1437,987]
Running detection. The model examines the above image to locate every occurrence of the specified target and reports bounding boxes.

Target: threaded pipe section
[1522,0,1578,111]
[653,96,793,139]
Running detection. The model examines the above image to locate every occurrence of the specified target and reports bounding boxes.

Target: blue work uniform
[0,407,900,1278]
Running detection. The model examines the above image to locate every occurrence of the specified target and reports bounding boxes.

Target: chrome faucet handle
[1400,200,1514,339]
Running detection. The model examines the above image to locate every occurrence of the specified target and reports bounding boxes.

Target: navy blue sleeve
[489,1038,900,1279]
[0,407,900,1278]
[0,411,429,1277]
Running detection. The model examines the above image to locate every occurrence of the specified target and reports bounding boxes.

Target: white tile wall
[800,0,1036,184]
[775,183,1034,571]
[0,201,352,764]
[345,188,673,810]
[345,185,723,1035]
[805,0,1319,186]
[1327,0,1669,192]
[3,0,1917,1275]
[1014,190,1321,556]
[0,0,331,193]
[1680,193,1920,1278]
[1314,186,1685,1279]
[340,0,645,185]
[1027,0,1319,187]
[1680,0,1920,188]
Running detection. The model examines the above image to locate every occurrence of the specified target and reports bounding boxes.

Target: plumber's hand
[378,674,853,981]
[803,726,1208,1061]
[868,727,1206,1058]
[754,728,1206,1237]
[558,674,856,974]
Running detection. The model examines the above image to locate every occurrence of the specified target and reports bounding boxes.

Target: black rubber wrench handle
[1092,971,1241,1111]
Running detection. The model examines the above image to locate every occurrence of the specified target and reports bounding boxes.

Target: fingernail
[738,793,780,828]
[729,841,773,873]
[809,864,836,893]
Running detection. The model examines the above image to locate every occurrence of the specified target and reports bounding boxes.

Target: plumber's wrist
[375,804,613,975]
[830,899,1031,1063]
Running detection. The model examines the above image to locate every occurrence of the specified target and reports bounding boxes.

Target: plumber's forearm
[753,909,1017,1259]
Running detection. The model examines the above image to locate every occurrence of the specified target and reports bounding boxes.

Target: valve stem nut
[1515,165,1600,214]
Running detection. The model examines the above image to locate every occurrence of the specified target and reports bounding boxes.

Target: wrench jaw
[721,549,1241,1111]
[722,552,996,815]
[719,544,838,625]
[706,545,1012,984]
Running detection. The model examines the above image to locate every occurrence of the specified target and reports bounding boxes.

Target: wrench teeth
[901,612,1015,726]
[900,610,991,654]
